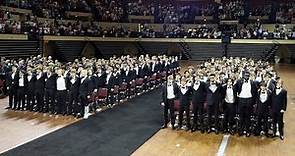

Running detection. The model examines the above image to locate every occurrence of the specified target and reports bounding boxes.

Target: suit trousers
[163,99,175,126]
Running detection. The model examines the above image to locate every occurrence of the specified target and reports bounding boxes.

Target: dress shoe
[171,125,175,130]
[201,129,205,134]
[246,133,251,137]
[280,135,284,140]
[161,125,167,129]
[215,129,219,135]
[5,107,11,109]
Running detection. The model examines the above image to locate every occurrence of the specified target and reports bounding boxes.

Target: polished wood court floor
[132,64,295,156]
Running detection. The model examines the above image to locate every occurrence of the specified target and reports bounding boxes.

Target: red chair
[130,80,136,97]
[150,74,157,88]
[112,85,120,103]
[135,78,144,94]
[156,73,162,84]
[119,82,128,100]
[145,76,151,90]
[88,91,96,103]
[96,88,108,103]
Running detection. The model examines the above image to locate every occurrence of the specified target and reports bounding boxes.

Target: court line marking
[216,134,230,156]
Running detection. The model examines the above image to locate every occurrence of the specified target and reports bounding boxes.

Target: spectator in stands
[127,0,155,16]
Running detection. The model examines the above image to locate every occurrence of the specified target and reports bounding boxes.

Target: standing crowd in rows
[1,54,179,119]
[161,57,287,140]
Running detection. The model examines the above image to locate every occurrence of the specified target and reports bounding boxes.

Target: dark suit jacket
[206,84,222,106]
[79,77,92,96]
[271,89,287,113]
[35,73,45,93]
[45,73,57,90]
[26,75,36,94]
[96,73,106,88]
[191,81,207,105]
[177,86,192,106]
[106,74,115,89]
[67,76,80,94]
[266,79,276,92]
[123,70,133,83]
[6,71,19,89]
[88,75,97,91]
[256,90,272,113]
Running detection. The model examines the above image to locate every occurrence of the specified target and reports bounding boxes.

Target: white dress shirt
[225,87,234,103]
[57,76,66,91]
[209,85,217,93]
[19,77,24,87]
[193,82,200,91]
[27,75,32,82]
[275,88,282,95]
[81,77,86,84]
[167,85,175,99]
[11,72,15,79]
[239,81,252,98]
[260,91,268,103]
[37,73,42,80]
[70,77,76,84]
[106,74,111,84]
[180,87,188,95]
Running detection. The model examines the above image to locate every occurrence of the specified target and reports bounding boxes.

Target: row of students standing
[4,55,179,119]
[161,57,287,140]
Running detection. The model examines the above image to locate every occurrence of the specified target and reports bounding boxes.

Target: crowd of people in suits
[161,57,287,140]
[1,54,179,119]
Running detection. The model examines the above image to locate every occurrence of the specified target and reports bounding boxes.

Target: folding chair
[112,85,120,104]
[96,88,108,104]
[119,82,128,101]
[135,78,144,94]
[130,80,136,97]
[150,74,157,89]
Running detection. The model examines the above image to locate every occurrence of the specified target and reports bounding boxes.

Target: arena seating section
[0,0,295,62]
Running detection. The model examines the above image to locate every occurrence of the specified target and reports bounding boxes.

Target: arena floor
[0,63,294,156]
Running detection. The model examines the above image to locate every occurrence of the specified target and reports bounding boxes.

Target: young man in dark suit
[191,74,207,133]
[177,77,192,131]
[26,67,36,111]
[236,71,257,137]
[255,82,272,136]
[56,68,69,115]
[34,67,45,112]
[161,75,178,129]
[221,78,238,134]
[264,73,276,93]
[271,78,287,140]
[44,67,57,113]
[78,69,92,119]
[96,67,106,88]
[16,70,27,110]
[6,65,19,109]
[105,67,116,105]
[67,69,80,116]
[206,74,222,134]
